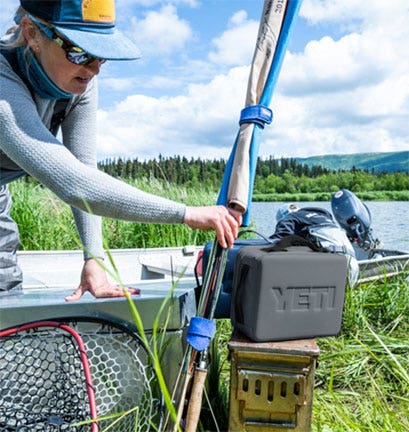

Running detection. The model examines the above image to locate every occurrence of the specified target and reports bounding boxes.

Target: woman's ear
[20,16,41,52]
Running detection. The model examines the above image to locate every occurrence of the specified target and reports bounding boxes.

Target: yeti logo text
[271,286,336,311]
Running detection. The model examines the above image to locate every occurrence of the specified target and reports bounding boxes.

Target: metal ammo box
[228,335,320,431]
[231,245,349,342]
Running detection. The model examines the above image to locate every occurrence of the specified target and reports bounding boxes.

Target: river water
[250,201,409,253]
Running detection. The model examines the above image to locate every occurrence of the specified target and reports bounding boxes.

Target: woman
[0,0,241,300]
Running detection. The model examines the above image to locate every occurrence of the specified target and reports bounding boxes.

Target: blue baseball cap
[276,203,299,222]
[20,0,141,61]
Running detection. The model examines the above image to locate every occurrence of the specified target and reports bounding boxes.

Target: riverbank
[7,179,409,431]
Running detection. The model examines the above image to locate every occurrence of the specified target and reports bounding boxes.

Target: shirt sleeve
[60,80,104,259]
[1,61,187,259]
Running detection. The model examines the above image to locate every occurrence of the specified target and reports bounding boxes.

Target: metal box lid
[1,248,199,331]
[0,280,196,331]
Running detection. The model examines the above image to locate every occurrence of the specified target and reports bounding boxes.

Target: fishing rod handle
[184,366,208,432]
[167,369,193,432]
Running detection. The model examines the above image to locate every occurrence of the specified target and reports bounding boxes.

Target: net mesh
[0,318,163,432]
[77,320,162,431]
[0,324,94,431]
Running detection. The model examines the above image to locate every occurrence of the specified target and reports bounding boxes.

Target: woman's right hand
[183,206,242,249]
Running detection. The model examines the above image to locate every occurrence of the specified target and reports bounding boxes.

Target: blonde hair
[1,7,48,49]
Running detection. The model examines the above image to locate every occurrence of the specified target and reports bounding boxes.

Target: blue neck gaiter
[16,46,73,100]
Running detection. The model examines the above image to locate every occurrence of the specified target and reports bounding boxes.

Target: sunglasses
[50,30,107,66]
[31,16,106,66]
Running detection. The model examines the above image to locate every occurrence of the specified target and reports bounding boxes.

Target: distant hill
[295,151,409,173]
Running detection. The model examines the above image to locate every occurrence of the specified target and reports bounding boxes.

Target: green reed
[68,246,183,431]
[311,273,409,432]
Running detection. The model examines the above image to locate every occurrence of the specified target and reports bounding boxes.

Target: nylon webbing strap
[263,234,346,254]
[263,235,327,252]
[239,104,273,128]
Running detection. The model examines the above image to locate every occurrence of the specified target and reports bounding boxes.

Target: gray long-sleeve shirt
[0,53,186,259]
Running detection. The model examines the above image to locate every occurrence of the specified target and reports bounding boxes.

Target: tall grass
[253,190,409,202]
[9,178,216,251]
[203,273,409,432]
[312,273,409,432]
[70,251,182,431]
[9,178,215,430]
[10,179,407,251]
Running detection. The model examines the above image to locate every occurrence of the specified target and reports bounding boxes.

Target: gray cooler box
[231,245,348,342]
[202,237,270,318]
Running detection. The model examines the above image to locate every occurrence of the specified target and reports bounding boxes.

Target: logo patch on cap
[82,0,115,23]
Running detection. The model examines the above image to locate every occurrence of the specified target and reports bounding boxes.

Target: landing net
[0,317,162,431]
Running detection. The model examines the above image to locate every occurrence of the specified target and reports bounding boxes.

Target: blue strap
[239,105,273,128]
[186,316,216,351]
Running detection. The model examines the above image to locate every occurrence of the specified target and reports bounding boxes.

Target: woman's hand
[184,205,242,249]
[65,258,140,301]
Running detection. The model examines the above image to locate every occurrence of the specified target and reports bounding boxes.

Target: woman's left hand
[65,258,140,301]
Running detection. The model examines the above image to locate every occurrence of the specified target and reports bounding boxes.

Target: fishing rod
[184,242,228,431]
[163,238,227,431]
[165,1,303,430]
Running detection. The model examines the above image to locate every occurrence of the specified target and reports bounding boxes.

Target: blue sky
[2,0,408,162]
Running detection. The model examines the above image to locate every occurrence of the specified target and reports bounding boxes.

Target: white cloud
[258,0,409,157]
[3,0,406,160]
[301,0,406,24]
[129,5,192,58]
[208,10,259,66]
[97,66,249,160]
[280,33,389,96]
[99,77,135,92]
